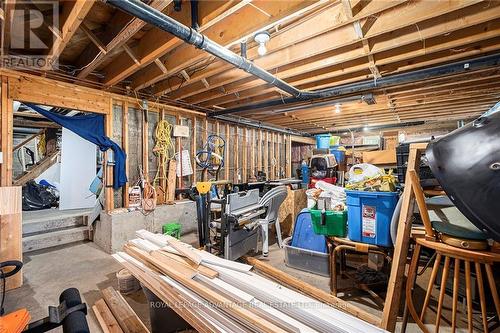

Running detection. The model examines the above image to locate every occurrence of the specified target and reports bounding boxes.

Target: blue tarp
[26,103,127,189]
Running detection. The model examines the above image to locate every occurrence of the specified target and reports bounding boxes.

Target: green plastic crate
[310,209,347,237]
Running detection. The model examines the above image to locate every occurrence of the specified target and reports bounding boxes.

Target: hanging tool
[195,134,225,180]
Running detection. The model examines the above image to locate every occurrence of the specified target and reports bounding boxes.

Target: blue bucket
[330,148,345,164]
[346,190,399,247]
[315,134,331,149]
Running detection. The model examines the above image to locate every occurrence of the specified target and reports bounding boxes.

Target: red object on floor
[308,177,337,188]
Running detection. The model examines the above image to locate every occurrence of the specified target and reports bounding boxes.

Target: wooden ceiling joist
[75,0,172,79]
[123,0,326,91]
[181,1,499,108]
[48,0,95,62]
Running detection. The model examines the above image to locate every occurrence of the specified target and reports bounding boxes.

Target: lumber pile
[112,229,388,333]
[93,287,149,333]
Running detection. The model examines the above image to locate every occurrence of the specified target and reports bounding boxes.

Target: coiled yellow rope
[153,120,175,186]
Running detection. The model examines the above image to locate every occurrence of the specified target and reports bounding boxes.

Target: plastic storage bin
[291,209,327,253]
[310,209,347,237]
[346,190,399,247]
[315,134,331,149]
[283,237,329,276]
[330,148,345,164]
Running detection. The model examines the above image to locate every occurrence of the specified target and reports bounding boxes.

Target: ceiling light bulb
[335,103,341,113]
[363,126,369,132]
[257,43,267,56]
[254,31,270,57]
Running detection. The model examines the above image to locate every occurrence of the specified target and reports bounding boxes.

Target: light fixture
[254,31,270,56]
[335,103,341,114]
[363,125,369,132]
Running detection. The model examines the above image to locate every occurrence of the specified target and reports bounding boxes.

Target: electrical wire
[195,134,225,180]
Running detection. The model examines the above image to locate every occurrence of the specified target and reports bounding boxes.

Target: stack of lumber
[93,287,149,333]
[112,229,387,333]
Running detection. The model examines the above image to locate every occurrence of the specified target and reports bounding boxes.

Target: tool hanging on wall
[152,119,175,204]
[195,134,225,180]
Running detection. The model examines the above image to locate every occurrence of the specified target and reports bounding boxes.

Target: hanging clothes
[25,103,127,189]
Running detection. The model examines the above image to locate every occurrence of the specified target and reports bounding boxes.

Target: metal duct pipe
[213,114,305,136]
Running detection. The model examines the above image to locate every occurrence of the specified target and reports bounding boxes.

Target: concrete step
[22,214,85,236]
[23,226,89,252]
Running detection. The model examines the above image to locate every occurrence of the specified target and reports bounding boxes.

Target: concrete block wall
[93,200,197,253]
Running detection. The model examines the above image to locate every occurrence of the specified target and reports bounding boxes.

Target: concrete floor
[4,235,498,333]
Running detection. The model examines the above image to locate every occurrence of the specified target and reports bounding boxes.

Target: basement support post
[104,98,114,211]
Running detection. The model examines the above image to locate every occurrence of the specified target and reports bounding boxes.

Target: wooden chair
[405,169,500,333]
[328,236,392,308]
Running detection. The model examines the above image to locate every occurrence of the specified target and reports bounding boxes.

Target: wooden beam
[101,287,149,333]
[49,0,95,61]
[225,123,230,181]
[76,0,172,79]
[1,0,16,55]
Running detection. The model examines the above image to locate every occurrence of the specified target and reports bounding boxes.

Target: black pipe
[212,114,306,136]
[240,41,247,59]
[190,0,199,30]
[211,52,500,116]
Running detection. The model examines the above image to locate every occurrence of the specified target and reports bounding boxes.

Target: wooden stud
[105,98,114,212]
[122,101,129,208]
[235,126,239,183]
[192,116,197,184]
[202,118,208,181]
[142,106,149,182]
[264,131,269,179]
[286,134,292,177]
[250,128,255,179]
[122,44,141,66]
[242,127,247,182]
[0,76,13,186]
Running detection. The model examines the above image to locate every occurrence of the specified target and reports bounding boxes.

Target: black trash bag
[22,180,58,211]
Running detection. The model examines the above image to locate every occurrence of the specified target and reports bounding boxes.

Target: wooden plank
[244,256,380,326]
[0,187,22,290]
[235,126,240,183]
[93,299,124,333]
[258,130,263,172]
[380,144,425,331]
[156,250,218,279]
[362,149,397,165]
[122,101,129,208]
[270,132,276,180]
[13,151,59,186]
[101,287,149,333]
[165,159,176,203]
[127,248,288,333]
